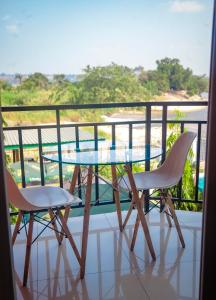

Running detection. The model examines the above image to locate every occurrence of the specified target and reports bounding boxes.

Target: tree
[79,63,149,103]
[21,73,49,90]
[156,58,187,91]
[15,73,23,85]
[142,57,209,96]
[49,81,80,104]
[53,74,66,85]
[0,80,11,91]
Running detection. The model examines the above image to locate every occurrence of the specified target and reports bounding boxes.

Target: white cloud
[170,1,204,13]
[5,24,19,34]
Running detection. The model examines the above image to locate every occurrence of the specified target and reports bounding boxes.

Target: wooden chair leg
[12,211,23,245]
[131,213,140,251]
[56,165,79,243]
[111,165,123,232]
[23,213,34,287]
[80,166,93,279]
[59,206,71,243]
[57,209,81,265]
[130,193,144,251]
[125,165,156,260]
[160,192,172,227]
[165,206,172,228]
[48,208,61,245]
[166,194,185,248]
[122,200,135,229]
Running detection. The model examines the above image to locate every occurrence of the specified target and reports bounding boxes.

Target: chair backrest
[5,169,36,211]
[160,131,197,184]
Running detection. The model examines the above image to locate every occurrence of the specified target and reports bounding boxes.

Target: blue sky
[0,0,214,75]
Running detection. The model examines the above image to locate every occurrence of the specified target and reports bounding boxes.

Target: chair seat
[119,169,178,191]
[20,186,81,211]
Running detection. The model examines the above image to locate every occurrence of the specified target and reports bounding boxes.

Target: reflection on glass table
[43,141,162,166]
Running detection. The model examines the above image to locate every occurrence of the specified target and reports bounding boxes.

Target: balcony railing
[2,101,207,215]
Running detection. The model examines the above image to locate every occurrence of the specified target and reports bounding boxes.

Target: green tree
[0,80,11,91]
[21,73,49,90]
[186,75,208,96]
[80,63,149,103]
[143,57,209,96]
[15,73,23,85]
[49,81,80,104]
[53,74,66,85]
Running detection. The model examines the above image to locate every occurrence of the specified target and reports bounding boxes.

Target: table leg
[80,165,93,279]
[111,165,123,232]
[69,165,80,194]
[124,164,156,260]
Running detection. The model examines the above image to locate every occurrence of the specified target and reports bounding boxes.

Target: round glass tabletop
[43,141,162,166]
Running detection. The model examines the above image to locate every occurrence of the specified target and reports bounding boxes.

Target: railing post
[94,125,99,204]
[177,122,184,206]
[195,123,202,202]
[160,105,168,212]
[112,124,116,203]
[56,110,63,188]
[161,105,167,163]
[128,123,133,201]
[144,105,151,213]
[75,125,82,201]
[38,128,45,186]
[18,128,26,188]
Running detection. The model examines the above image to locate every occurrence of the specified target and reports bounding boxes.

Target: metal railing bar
[18,128,26,188]
[177,123,184,206]
[195,123,202,202]
[56,110,63,188]
[1,100,208,112]
[2,119,207,132]
[75,125,82,201]
[111,124,116,147]
[129,123,133,149]
[38,128,45,186]
[162,105,167,163]
[94,125,99,204]
[145,106,151,212]
[111,124,116,203]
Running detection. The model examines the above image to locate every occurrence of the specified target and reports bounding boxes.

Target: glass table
[43,142,162,277]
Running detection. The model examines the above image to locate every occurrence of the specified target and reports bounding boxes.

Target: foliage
[138,58,208,96]
[20,72,49,90]
[175,202,202,212]
[0,58,209,126]
[0,80,11,91]
[78,63,149,103]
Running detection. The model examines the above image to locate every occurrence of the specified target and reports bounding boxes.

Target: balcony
[14,209,201,300]
[2,101,206,299]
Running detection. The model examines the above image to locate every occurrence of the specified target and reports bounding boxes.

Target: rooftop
[4,128,104,150]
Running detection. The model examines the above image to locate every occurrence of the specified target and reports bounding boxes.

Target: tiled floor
[13,209,202,300]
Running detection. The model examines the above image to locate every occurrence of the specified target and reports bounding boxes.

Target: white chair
[120,131,197,251]
[6,169,81,286]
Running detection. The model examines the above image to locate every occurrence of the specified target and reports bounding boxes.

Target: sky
[0,0,214,75]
